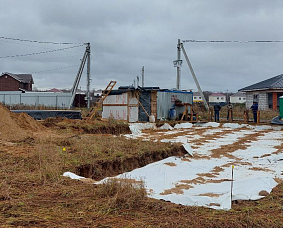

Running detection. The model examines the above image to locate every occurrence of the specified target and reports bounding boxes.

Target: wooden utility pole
[142,66,144,87]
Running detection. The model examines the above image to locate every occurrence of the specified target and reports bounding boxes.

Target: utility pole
[176,39,181,90]
[137,76,139,87]
[142,66,144,87]
[226,89,229,103]
[86,43,91,109]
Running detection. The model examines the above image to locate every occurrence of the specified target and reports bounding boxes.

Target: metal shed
[102,87,193,122]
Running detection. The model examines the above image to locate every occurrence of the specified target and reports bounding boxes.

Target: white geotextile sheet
[102,122,283,210]
[64,122,283,210]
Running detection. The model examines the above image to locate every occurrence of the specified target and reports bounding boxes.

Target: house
[239,73,283,110]
[47,88,62,92]
[102,87,193,122]
[193,92,203,103]
[0,72,34,91]
[230,92,246,104]
[209,93,226,104]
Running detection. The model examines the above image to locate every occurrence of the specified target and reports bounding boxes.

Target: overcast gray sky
[1,0,283,92]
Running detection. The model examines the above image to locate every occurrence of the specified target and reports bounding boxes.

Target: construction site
[1,39,283,227]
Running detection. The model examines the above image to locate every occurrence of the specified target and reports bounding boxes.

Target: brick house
[0,72,34,91]
[239,73,283,110]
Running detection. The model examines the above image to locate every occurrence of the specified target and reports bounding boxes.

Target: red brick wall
[0,75,20,91]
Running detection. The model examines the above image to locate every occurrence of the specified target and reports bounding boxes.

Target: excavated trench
[76,146,187,180]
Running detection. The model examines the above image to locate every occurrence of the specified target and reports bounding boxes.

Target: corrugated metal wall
[0,91,71,108]
[156,91,193,119]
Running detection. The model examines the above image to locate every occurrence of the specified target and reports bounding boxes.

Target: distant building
[209,93,226,104]
[230,92,246,104]
[47,88,62,92]
[239,73,283,110]
[193,92,203,103]
[0,72,34,91]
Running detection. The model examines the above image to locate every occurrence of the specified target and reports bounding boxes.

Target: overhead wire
[0,44,84,59]
[0,36,83,45]
[31,64,80,74]
[183,40,283,43]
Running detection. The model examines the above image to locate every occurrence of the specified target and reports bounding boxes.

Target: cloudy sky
[1,0,283,92]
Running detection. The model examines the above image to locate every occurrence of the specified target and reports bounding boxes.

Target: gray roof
[193,92,201,96]
[1,72,34,84]
[230,92,245,97]
[239,74,283,92]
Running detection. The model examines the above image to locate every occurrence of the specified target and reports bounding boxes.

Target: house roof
[47,88,62,92]
[1,72,34,84]
[209,93,225,97]
[230,92,246,97]
[239,74,283,92]
[193,92,201,96]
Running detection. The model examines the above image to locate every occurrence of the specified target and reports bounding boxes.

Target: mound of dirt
[0,103,45,141]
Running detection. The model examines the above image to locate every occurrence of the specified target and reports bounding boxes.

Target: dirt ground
[1,104,283,227]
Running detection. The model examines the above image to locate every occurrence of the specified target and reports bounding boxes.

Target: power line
[31,64,80,74]
[0,44,84,59]
[183,40,283,43]
[0,36,82,45]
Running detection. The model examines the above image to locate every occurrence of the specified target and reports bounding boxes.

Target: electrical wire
[31,64,80,74]
[183,40,283,43]
[0,36,82,45]
[0,44,84,59]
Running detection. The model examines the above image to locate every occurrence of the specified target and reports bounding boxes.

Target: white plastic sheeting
[63,172,85,180]
[102,122,283,210]
[174,123,193,129]
[159,123,173,130]
[128,123,157,135]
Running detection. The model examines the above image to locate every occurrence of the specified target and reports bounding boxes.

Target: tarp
[12,110,82,120]
[139,91,151,122]
[271,116,283,125]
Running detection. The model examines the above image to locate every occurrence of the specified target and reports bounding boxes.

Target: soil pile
[0,103,45,141]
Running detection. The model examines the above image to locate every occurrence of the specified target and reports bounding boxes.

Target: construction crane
[85,81,117,119]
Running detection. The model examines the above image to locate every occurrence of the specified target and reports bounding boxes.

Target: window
[239,98,241,100]
[217,97,219,100]
[253,94,258,101]
[199,97,201,99]
[194,97,196,99]
[221,97,224,100]
[243,97,246,100]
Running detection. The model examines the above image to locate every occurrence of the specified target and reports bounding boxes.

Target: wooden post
[257,110,260,124]
[228,109,232,122]
[244,110,248,123]
[209,108,213,121]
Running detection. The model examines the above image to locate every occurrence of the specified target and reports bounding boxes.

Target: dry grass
[1,119,283,227]
[95,178,147,210]
[44,118,131,135]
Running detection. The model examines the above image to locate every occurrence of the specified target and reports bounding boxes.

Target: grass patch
[43,118,131,135]
[95,178,147,210]
[1,119,283,227]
